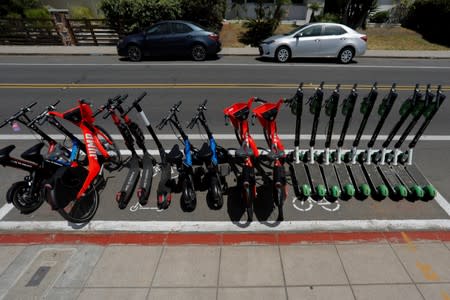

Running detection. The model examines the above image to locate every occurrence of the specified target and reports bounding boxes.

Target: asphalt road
[0,55,449,226]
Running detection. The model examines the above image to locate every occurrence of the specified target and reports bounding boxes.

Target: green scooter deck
[362,164,389,199]
[378,164,408,199]
[392,165,424,199]
[306,163,327,198]
[348,164,371,198]
[405,163,436,200]
[289,162,312,198]
[334,163,356,197]
[320,164,342,199]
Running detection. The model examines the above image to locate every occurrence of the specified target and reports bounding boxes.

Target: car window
[147,23,171,35]
[323,25,347,36]
[298,25,322,37]
[172,23,193,34]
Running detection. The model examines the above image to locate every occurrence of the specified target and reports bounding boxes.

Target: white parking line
[0,134,449,141]
[0,203,13,220]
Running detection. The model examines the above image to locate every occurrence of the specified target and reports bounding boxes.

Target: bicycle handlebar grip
[117,94,128,104]
[0,120,8,128]
[254,97,267,103]
[135,92,147,103]
[27,102,38,110]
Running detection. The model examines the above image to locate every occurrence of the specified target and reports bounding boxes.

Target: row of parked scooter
[0,83,445,223]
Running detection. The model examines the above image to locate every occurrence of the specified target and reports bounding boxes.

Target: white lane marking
[435,192,450,216]
[0,203,14,220]
[0,219,449,231]
[1,134,450,141]
[0,63,450,69]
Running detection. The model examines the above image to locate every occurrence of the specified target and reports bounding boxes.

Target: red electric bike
[252,98,287,221]
[224,97,261,222]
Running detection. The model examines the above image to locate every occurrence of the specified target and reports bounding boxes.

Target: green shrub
[23,7,50,19]
[69,6,95,19]
[369,10,390,23]
[239,0,290,46]
[402,0,450,46]
[179,0,226,32]
[318,13,341,23]
[99,0,181,35]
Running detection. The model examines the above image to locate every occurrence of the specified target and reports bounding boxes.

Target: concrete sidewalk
[0,46,450,58]
[0,232,449,299]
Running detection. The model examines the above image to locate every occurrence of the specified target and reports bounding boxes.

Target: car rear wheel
[127,45,142,62]
[338,47,354,64]
[275,46,291,63]
[192,45,207,61]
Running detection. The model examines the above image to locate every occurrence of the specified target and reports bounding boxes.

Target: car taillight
[360,35,367,42]
[208,34,219,42]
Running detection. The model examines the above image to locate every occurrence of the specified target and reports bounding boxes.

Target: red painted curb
[0,231,448,245]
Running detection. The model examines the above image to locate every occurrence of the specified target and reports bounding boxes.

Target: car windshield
[283,24,309,36]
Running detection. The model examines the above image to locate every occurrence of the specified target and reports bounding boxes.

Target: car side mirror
[294,33,302,38]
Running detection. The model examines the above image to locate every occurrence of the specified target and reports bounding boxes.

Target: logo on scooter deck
[84,133,98,159]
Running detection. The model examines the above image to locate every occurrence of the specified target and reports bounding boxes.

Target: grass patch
[220,22,450,50]
[362,27,449,50]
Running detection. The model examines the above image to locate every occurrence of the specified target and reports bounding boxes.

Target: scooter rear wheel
[206,176,223,210]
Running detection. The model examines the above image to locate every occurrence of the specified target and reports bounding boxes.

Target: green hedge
[402,0,450,46]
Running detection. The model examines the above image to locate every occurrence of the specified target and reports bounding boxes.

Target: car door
[169,22,195,56]
[144,23,172,56]
[291,24,322,57]
[318,25,348,56]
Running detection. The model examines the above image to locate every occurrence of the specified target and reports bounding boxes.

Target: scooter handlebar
[0,101,38,128]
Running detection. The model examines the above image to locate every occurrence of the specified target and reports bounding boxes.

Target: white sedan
[259,23,367,63]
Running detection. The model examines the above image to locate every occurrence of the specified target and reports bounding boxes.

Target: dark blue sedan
[117,20,221,61]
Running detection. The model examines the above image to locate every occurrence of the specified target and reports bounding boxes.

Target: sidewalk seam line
[82,245,106,291]
[216,246,222,300]
[387,240,426,300]
[148,244,165,293]
[277,243,289,300]
[334,244,357,300]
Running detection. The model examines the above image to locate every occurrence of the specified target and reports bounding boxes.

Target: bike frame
[48,100,112,199]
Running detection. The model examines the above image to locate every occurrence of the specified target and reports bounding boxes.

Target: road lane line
[0,219,449,232]
[0,203,14,220]
[1,63,450,69]
[0,83,448,91]
[1,134,449,141]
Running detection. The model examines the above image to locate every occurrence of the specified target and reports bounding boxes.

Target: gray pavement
[0,46,450,58]
[0,240,449,299]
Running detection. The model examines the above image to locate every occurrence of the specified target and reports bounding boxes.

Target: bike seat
[21,142,45,163]
[166,144,183,164]
[267,150,284,161]
[0,145,15,162]
[197,142,213,161]
[262,108,278,121]
[235,145,253,159]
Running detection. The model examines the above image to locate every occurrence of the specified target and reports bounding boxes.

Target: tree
[342,0,377,29]
[179,0,226,32]
[308,2,322,22]
[0,0,42,18]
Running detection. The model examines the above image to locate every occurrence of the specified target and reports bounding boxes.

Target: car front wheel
[275,46,291,63]
[338,47,354,64]
[192,45,207,61]
[127,45,142,62]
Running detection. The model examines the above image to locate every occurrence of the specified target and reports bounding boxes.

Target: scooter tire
[9,181,44,214]
[206,177,223,210]
[56,186,99,223]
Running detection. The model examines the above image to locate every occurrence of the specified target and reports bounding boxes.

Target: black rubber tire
[206,176,224,210]
[275,46,291,63]
[9,181,44,214]
[180,175,197,212]
[338,47,354,64]
[275,186,285,221]
[243,186,253,222]
[95,125,122,172]
[127,44,143,62]
[56,186,99,223]
[191,44,207,61]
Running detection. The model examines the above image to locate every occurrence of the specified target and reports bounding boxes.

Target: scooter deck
[334,163,356,198]
[137,151,154,205]
[405,163,436,200]
[362,164,389,199]
[320,164,342,199]
[392,165,424,200]
[378,164,407,199]
[117,152,141,209]
[306,163,327,198]
[348,164,371,197]
[289,162,311,198]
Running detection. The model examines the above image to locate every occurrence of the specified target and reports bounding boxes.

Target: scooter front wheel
[206,176,223,210]
[8,181,44,214]
[274,185,285,221]
[56,186,99,223]
[180,176,197,212]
